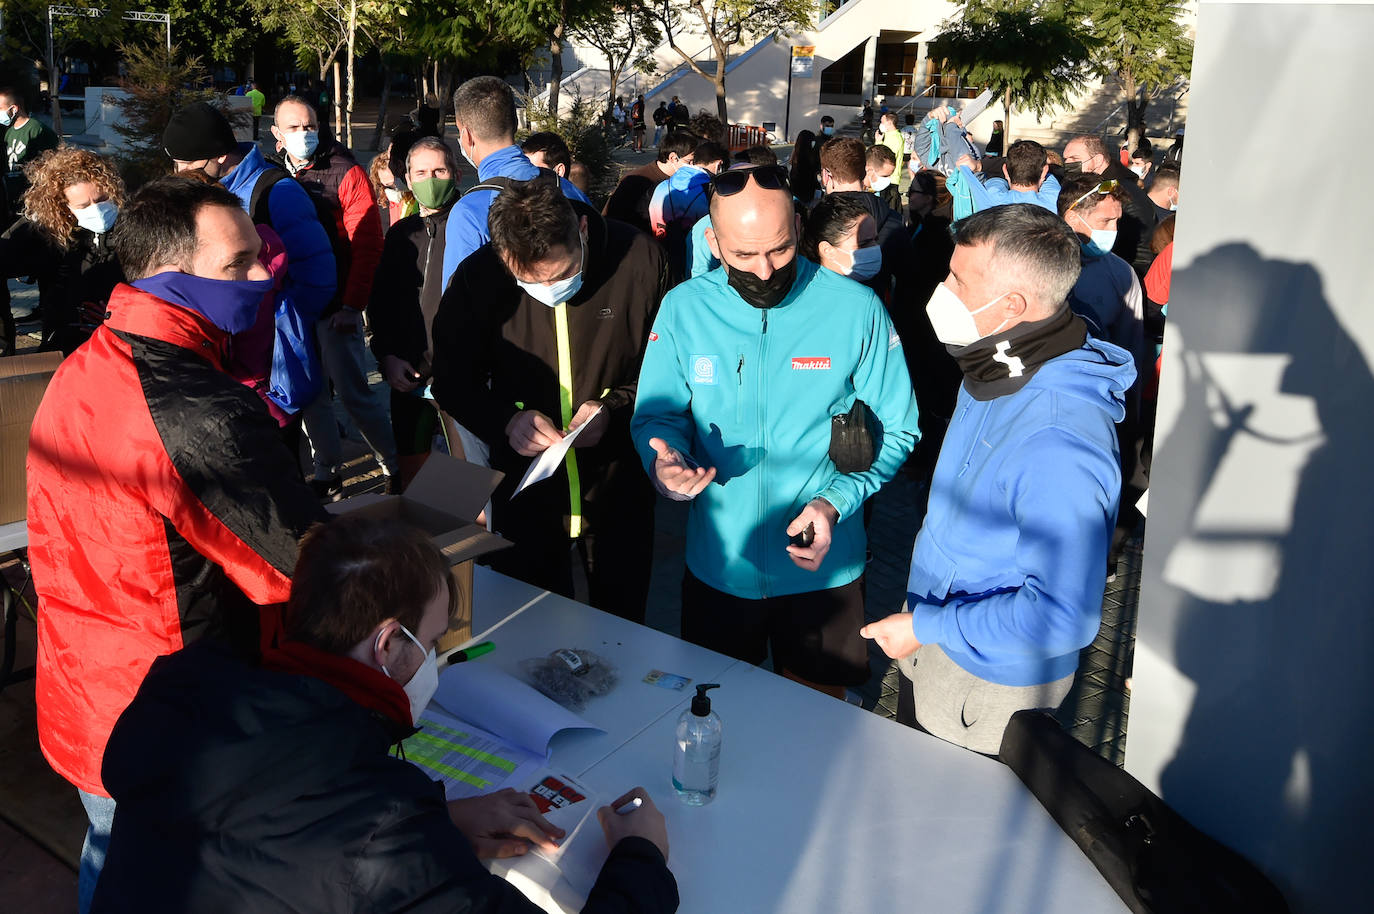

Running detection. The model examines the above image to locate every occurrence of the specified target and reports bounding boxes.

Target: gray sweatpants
[898,643,1074,756]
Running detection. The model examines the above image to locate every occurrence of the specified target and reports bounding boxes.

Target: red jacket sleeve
[339,164,383,311]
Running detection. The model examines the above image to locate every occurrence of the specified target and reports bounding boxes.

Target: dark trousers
[487,505,655,625]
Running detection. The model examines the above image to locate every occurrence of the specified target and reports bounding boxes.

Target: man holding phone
[369,137,463,489]
[632,164,920,698]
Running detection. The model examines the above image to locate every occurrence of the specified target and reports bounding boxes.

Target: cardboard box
[0,351,64,525]
[326,455,510,651]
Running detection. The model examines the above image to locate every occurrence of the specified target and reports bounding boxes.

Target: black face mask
[725,256,797,309]
[1062,161,1084,180]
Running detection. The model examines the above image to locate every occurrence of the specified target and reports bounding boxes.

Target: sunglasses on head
[1067,179,1119,213]
[709,164,792,197]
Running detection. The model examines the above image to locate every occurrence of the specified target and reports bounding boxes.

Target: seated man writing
[92,515,678,913]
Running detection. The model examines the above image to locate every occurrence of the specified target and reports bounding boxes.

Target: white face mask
[1129,164,1146,178]
[384,187,402,204]
[282,129,319,161]
[380,624,439,725]
[517,233,586,307]
[458,135,478,169]
[831,244,883,281]
[924,282,1009,347]
[73,200,118,234]
[870,175,893,192]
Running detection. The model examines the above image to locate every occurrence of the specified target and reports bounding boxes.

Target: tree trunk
[332,59,344,141]
[607,63,623,115]
[1003,87,1013,148]
[373,60,391,152]
[49,54,62,136]
[548,18,566,117]
[345,0,357,149]
[1125,88,1148,155]
[715,60,728,125]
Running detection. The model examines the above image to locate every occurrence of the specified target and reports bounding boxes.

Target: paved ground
[0,132,1140,906]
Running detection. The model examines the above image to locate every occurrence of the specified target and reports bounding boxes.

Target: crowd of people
[3,74,1183,912]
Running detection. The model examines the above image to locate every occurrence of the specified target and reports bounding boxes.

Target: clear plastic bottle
[673,683,722,806]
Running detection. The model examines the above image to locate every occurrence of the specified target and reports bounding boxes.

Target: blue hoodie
[219,143,337,412]
[906,338,1134,687]
[633,257,920,599]
[439,145,592,290]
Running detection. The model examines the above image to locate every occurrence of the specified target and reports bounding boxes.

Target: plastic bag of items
[520,648,618,711]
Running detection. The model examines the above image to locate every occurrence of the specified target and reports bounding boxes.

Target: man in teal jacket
[632,165,919,697]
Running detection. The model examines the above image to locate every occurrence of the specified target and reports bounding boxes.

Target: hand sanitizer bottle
[673,683,721,805]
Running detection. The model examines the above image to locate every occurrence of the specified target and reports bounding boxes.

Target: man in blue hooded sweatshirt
[861,203,1135,756]
[439,76,590,290]
[164,101,337,416]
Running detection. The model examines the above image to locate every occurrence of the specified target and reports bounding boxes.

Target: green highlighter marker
[447,641,494,665]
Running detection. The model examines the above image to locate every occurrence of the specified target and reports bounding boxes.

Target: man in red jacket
[269,95,397,497]
[25,176,327,913]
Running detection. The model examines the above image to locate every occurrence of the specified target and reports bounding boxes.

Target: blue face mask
[132,271,275,335]
[1072,213,1117,258]
[517,233,585,307]
[821,126,834,137]
[0,106,14,127]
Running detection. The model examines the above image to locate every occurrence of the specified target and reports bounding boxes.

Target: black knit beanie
[162,101,238,161]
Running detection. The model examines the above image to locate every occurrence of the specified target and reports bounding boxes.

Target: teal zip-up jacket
[632,257,920,599]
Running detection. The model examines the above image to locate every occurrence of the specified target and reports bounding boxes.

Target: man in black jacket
[93,515,677,914]
[1063,134,1157,278]
[369,136,462,488]
[432,176,667,623]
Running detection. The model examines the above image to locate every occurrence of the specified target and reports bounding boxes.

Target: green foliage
[249,0,382,78]
[645,0,813,122]
[929,1,1096,120]
[520,91,616,206]
[374,0,541,72]
[2,0,131,87]
[161,0,259,69]
[568,1,661,104]
[1077,0,1194,105]
[111,42,234,189]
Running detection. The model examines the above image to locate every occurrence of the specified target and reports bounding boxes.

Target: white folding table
[453,568,1127,914]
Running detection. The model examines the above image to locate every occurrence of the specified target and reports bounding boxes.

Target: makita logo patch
[791,357,832,370]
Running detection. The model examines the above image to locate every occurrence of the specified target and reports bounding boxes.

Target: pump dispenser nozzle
[691,683,720,716]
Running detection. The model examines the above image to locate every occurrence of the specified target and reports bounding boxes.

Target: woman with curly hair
[0,146,126,354]
[367,148,416,233]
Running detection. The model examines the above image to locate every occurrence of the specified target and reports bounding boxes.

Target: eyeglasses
[709,164,792,197]
[1067,179,1119,214]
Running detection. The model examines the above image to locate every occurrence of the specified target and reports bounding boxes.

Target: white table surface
[458,566,736,777]
[462,569,1126,914]
[577,662,1129,914]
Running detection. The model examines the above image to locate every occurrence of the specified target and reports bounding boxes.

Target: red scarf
[261,639,414,730]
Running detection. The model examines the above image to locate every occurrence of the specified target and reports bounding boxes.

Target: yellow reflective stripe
[553,302,583,538]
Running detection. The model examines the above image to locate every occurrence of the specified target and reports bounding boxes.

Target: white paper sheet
[431,661,604,759]
[513,407,603,496]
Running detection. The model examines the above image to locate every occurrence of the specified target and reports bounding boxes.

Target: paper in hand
[514,406,604,495]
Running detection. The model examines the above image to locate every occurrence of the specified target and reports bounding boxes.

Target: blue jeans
[78,789,116,914]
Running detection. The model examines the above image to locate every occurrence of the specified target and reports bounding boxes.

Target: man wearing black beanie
[163,101,337,420]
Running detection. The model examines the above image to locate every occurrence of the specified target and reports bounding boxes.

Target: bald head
[705,180,798,281]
